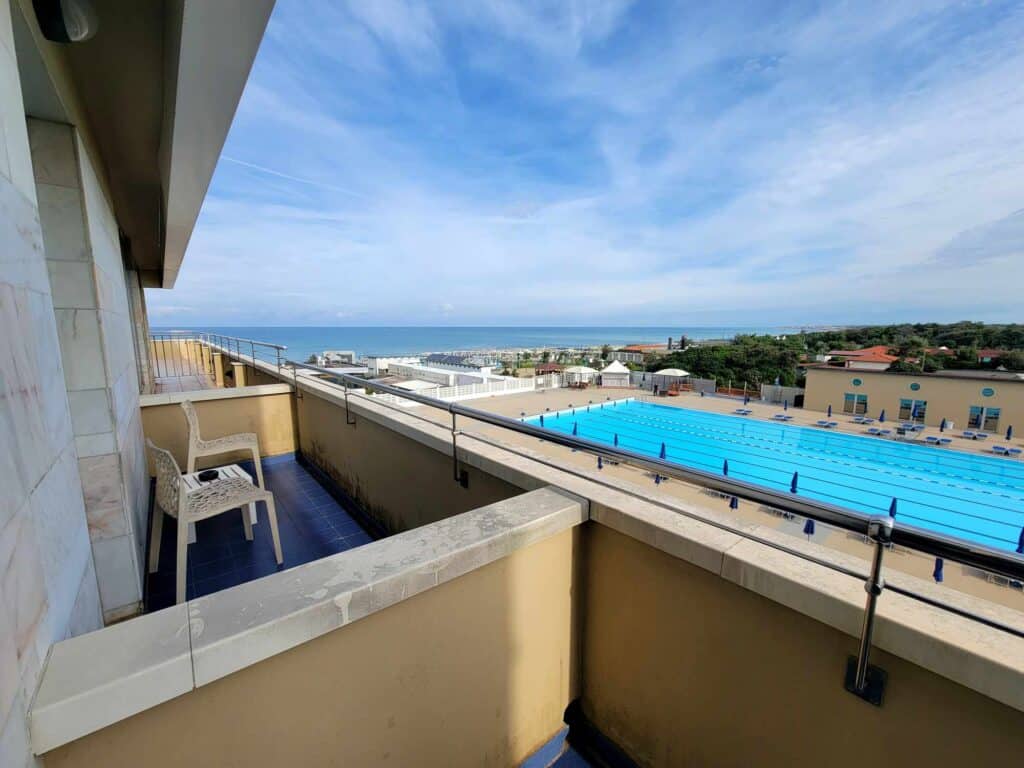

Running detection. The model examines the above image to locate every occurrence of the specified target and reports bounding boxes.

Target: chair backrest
[180,399,201,442]
[147,438,183,515]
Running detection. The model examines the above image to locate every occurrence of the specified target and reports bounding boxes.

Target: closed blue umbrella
[827,404,832,418]
[889,498,898,518]
[744,395,749,405]
[1017,527,1024,554]
[597,456,603,470]
[540,414,545,427]
[803,518,815,538]
[784,399,789,411]
[790,471,799,493]
[613,433,619,446]
[879,409,886,422]
[939,418,946,433]
[723,459,729,476]
[572,422,578,436]
[659,442,666,459]
[1007,425,1014,441]
[933,558,944,583]
[700,390,705,397]
[729,496,739,510]
[655,474,662,485]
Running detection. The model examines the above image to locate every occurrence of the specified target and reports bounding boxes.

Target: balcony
[27,340,1024,767]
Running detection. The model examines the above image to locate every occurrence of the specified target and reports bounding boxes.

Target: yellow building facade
[804,367,1024,432]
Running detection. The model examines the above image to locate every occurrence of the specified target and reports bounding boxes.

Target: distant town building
[320,350,356,365]
[608,343,668,364]
[365,356,422,376]
[824,346,899,371]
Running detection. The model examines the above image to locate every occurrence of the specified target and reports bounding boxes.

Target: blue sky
[147,0,1024,327]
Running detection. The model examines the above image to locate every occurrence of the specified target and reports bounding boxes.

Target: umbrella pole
[845,516,893,706]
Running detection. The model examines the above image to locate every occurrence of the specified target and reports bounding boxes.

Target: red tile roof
[826,345,899,363]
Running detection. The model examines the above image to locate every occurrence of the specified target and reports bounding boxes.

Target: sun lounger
[773,413,787,420]
[961,431,975,439]
[939,438,952,446]
[867,428,881,436]
[861,417,874,424]
[925,436,939,445]
[852,416,865,424]
[1009,448,1022,457]
[816,420,829,427]
[975,432,989,440]
[993,445,1008,455]
[879,429,892,436]
[827,421,838,428]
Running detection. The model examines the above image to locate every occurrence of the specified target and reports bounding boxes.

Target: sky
[146,0,1024,327]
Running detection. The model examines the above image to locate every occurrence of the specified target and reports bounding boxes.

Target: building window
[899,399,927,422]
[969,406,1001,431]
[844,392,868,414]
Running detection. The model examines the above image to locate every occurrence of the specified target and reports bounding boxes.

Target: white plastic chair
[181,399,265,489]
[147,439,283,603]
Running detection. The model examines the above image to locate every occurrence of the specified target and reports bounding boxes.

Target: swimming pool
[524,399,1024,553]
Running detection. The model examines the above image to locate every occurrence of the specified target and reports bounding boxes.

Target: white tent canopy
[600,360,630,373]
[654,368,690,377]
[564,366,599,374]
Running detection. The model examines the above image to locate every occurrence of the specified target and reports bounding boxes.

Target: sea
[151,326,812,363]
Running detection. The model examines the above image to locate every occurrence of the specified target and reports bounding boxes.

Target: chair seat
[186,477,271,521]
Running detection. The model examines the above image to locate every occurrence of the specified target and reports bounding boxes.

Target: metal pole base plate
[844,656,887,706]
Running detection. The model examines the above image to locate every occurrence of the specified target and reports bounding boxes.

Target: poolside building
[2,2,1024,767]
[805,366,1024,430]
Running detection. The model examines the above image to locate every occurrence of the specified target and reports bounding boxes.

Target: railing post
[845,515,893,706]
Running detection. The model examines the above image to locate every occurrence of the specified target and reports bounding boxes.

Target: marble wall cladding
[90,535,141,613]
[0,27,95,768]
[29,119,148,619]
[65,558,101,640]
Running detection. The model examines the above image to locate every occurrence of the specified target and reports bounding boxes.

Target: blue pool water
[524,399,1024,553]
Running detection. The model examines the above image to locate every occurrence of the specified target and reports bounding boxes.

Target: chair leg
[265,496,283,565]
[251,447,265,489]
[148,507,164,574]
[242,503,254,541]
[176,516,190,604]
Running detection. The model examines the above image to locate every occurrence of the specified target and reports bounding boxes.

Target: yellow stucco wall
[140,392,298,472]
[581,524,1024,767]
[804,367,1024,429]
[42,529,579,768]
[296,389,523,534]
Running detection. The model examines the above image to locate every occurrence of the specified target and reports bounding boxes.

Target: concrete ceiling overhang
[17,0,274,288]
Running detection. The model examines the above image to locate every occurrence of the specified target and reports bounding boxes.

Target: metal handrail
[288,360,1024,584]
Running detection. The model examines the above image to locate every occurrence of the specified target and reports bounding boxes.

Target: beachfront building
[608,343,669,364]
[805,367,1024,430]
[3,2,1024,767]
[365,355,421,376]
[599,360,631,387]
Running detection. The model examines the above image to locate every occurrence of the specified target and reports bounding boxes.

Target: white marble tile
[36,184,88,262]
[67,388,112,436]
[99,309,136,383]
[0,574,21,737]
[0,690,32,768]
[73,431,116,458]
[110,364,140,437]
[0,0,13,58]
[29,603,193,756]
[0,174,47,293]
[54,308,106,391]
[65,558,102,639]
[76,137,120,270]
[0,284,50,497]
[26,289,73,453]
[0,48,35,207]
[90,535,141,614]
[46,259,95,309]
[93,261,129,316]
[0,510,49,670]
[26,120,76,189]
[78,454,127,540]
[30,444,92,643]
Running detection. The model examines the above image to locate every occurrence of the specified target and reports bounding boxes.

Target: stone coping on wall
[278,363,1024,714]
[29,487,588,755]
[139,382,293,407]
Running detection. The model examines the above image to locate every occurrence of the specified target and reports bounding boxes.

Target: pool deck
[411,387,1024,612]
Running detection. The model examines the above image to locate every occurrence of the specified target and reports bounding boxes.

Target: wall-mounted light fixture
[32,0,98,43]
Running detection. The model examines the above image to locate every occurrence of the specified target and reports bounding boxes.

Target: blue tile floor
[146,453,375,611]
